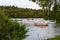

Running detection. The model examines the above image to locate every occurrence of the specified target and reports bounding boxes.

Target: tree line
[0,6,60,23]
[0,6,45,18]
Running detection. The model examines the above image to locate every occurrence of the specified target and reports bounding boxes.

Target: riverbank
[47,35,60,40]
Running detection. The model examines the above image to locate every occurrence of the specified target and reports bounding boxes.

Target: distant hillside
[0,6,46,18]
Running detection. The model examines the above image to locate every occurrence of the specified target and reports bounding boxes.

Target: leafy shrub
[0,11,28,40]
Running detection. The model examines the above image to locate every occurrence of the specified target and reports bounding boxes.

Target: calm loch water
[24,22,55,40]
[11,18,60,40]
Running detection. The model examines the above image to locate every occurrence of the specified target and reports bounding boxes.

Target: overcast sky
[0,0,42,9]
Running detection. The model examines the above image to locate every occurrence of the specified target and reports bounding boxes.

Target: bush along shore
[0,10,28,40]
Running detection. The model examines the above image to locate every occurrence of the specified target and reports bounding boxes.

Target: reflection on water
[11,18,60,40]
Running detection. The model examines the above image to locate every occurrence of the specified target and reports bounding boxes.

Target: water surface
[11,18,60,40]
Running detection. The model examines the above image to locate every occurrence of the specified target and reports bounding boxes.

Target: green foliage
[49,5,60,23]
[0,6,45,18]
[31,0,60,23]
[47,35,60,40]
[0,6,60,23]
[30,0,52,8]
[55,6,60,23]
[0,10,28,40]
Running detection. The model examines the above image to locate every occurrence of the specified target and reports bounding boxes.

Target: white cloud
[0,0,42,9]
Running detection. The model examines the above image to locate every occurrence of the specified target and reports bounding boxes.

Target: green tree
[30,0,53,19]
[30,0,60,21]
[0,10,28,40]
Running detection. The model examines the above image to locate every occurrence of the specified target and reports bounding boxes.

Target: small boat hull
[34,22,48,26]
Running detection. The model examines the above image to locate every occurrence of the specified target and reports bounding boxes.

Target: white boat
[34,21,49,26]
